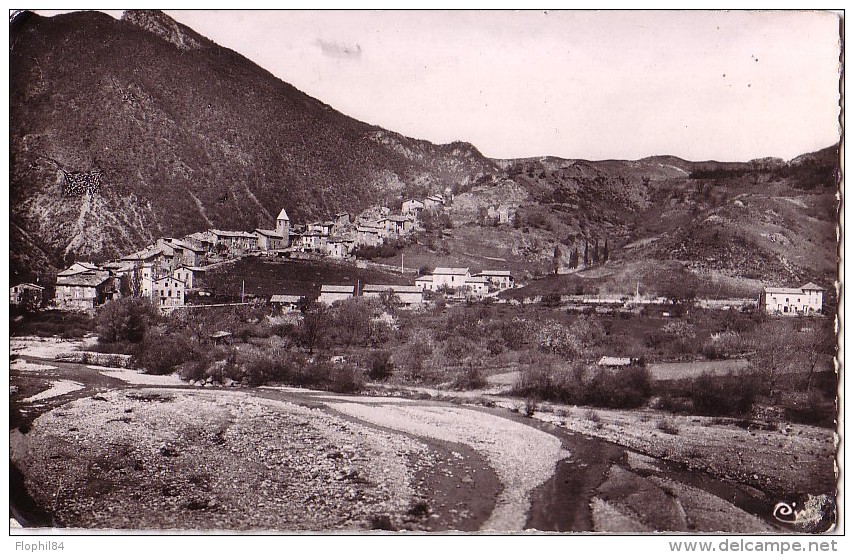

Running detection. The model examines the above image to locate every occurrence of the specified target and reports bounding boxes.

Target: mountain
[9,10,497,281]
[10,10,839,294]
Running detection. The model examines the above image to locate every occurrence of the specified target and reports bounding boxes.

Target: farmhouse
[210,229,258,253]
[464,276,489,298]
[356,224,384,246]
[254,228,288,252]
[152,276,185,308]
[270,294,303,312]
[424,194,444,210]
[379,215,414,237]
[172,265,205,290]
[308,221,335,236]
[427,267,471,291]
[55,263,114,311]
[318,284,355,305]
[474,269,515,290]
[185,230,218,252]
[10,283,44,307]
[402,199,425,216]
[109,261,156,298]
[325,238,354,259]
[361,284,424,307]
[761,283,823,315]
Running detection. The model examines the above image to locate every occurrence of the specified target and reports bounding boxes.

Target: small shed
[209,331,233,345]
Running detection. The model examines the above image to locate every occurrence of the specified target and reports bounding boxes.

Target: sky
[33,9,842,162]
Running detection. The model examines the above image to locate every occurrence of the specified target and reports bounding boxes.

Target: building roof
[271,294,303,303]
[425,194,443,202]
[598,356,633,367]
[56,272,110,287]
[210,331,232,339]
[153,276,185,285]
[210,229,257,239]
[466,276,489,284]
[434,267,470,275]
[362,284,423,294]
[801,282,824,291]
[765,287,807,295]
[477,270,513,277]
[403,198,424,206]
[174,265,206,273]
[385,215,411,223]
[11,283,45,291]
[255,228,285,238]
[320,285,355,294]
[415,275,433,282]
[57,262,100,276]
[168,238,205,252]
[357,226,382,233]
[277,208,290,221]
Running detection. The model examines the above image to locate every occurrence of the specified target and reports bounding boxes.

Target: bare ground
[9,337,838,533]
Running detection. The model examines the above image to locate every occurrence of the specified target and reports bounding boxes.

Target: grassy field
[201,256,411,300]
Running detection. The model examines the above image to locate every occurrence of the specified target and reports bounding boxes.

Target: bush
[96,297,160,344]
[656,418,681,435]
[368,350,394,381]
[451,364,487,390]
[328,363,364,393]
[586,366,652,409]
[135,330,194,375]
[691,372,758,416]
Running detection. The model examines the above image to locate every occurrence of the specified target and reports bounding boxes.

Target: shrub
[368,350,394,381]
[328,363,364,393]
[135,330,194,375]
[656,418,681,435]
[586,366,652,409]
[691,372,758,416]
[451,364,487,390]
[524,398,538,417]
[96,297,160,344]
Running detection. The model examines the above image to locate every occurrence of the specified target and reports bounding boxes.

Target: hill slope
[10,10,496,280]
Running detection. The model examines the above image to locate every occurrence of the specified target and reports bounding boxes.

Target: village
[9,183,824,318]
[10,190,531,314]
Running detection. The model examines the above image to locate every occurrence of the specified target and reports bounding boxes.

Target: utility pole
[401,253,404,274]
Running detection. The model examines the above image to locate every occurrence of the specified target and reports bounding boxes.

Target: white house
[270,294,303,312]
[465,276,489,298]
[424,194,444,210]
[361,284,424,307]
[152,276,185,309]
[432,267,470,290]
[318,284,355,305]
[402,199,425,215]
[172,265,204,290]
[761,283,824,315]
[474,270,515,290]
[55,263,113,311]
[10,283,44,307]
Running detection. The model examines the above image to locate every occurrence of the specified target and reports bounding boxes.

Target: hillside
[10,10,496,281]
[10,10,839,296]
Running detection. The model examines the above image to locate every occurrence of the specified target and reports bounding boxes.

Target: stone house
[361,284,424,307]
[55,263,113,311]
[270,294,303,313]
[465,276,489,298]
[254,228,288,252]
[760,283,823,315]
[402,199,425,216]
[172,265,204,290]
[424,194,444,210]
[152,276,186,309]
[318,284,355,305]
[10,283,44,307]
[418,267,471,292]
[474,269,515,290]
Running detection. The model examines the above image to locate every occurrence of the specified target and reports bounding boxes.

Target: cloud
[316,38,362,59]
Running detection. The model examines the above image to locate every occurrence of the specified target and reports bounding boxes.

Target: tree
[96,297,160,344]
[569,247,579,269]
[583,239,590,267]
[299,301,330,354]
[552,245,562,274]
[602,239,609,262]
[331,298,371,347]
[592,238,600,265]
[536,321,582,359]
